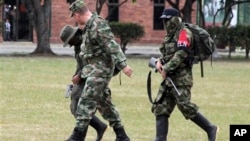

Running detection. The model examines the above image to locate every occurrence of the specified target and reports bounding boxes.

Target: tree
[216,0,250,27]
[22,0,54,55]
[195,0,250,27]
[165,0,196,23]
[109,22,145,53]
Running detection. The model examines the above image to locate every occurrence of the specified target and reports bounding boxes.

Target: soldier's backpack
[182,23,215,77]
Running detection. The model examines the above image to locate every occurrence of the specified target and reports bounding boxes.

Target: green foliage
[0,0,3,5]
[207,26,229,49]
[207,25,250,58]
[109,22,145,52]
[207,25,250,48]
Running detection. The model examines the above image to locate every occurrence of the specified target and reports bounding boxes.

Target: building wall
[52,0,197,44]
[50,0,76,43]
[0,1,197,44]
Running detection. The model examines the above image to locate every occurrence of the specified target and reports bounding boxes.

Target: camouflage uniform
[152,25,199,119]
[153,8,217,141]
[74,12,127,131]
[60,25,108,141]
[70,41,84,117]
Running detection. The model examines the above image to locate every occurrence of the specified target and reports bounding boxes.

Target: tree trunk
[22,0,54,55]
[96,0,106,15]
[246,42,249,59]
[197,0,205,27]
[181,0,195,23]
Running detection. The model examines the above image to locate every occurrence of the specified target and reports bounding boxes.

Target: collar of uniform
[85,12,98,29]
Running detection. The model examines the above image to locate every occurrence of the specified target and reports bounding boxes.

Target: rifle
[147,57,181,104]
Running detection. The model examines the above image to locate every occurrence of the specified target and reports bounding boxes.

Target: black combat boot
[154,114,168,141]
[113,126,130,141]
[89,115,108,141]
[65,127,88,141]
[191,112,218,141]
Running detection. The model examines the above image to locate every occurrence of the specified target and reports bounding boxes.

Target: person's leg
[67,77,107,140]
[66,84,88,141]
[70,83,107,141]
[4,31,7,41]
[89,115,108,141]
[154,114,168,141]
[7,31,10,40]
[152,85,175,141]
[97,87,130,141]
[175,86,217,141]
[65,126,88,141]
[113,126,130,141]
[70,84,81,117]
[191,113,218,141]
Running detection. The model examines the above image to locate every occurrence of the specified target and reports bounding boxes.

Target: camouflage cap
[59,25,78,47]
[69,0,86,17]
[160,8,179,19]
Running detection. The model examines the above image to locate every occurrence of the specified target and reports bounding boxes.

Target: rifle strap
[147,70,154,104]
[200,60,204,77]
[119,72,122,85]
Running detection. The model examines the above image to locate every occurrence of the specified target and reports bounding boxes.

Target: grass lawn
[0,56,249,141]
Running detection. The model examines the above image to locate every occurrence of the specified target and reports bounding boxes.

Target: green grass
[0,56,249,141]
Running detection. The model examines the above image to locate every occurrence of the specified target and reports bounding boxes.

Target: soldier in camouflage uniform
[152,8,218,141]
[66,0,133,141]
[60,25,108,141]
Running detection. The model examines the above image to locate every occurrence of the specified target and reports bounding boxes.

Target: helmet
[160,8,179,19]
[59,25,78,47]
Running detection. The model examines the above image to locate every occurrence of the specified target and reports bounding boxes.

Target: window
[153,0,165,30]
[238,3,250,25]
[108,0,119,22]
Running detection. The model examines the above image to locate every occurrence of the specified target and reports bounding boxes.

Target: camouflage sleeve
[162,50,188,73]
[92,19,127,70]
[162,28,192,73]
[74,53,83,76]
[158,43,165,60]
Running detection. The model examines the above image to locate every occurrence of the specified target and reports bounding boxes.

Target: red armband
[177,29,191,48]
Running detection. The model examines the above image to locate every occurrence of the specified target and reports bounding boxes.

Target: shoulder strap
[147,71,155,104]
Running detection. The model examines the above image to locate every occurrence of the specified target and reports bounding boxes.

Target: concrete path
[0,41,246,58]
[0,42,161,57]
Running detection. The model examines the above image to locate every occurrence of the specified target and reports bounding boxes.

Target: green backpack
[183,23,215,77]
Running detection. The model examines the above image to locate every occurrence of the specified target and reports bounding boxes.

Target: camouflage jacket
[159,26,193,86]
[79,12,127,78]
[74,44,84,76]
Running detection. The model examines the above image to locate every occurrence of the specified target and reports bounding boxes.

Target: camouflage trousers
[70,84,82,118]
[152,81,199,119]
[75,76,122,130]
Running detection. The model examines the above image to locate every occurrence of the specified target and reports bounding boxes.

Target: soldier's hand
[156,60,163,73]
[122,65,133,78]
[72,75,81,84]
[156,60,166,79]
[160,71,167,79]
